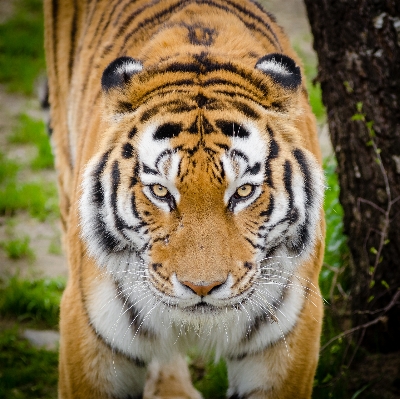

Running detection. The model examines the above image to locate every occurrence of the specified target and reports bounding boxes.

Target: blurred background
[0,1,351,398]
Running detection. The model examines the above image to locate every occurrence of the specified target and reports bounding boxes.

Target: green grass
[0,276,65,328]
[0,328,58,399]
[1,236,35,261]
[295,45,326,121]
[0,180,58,220]
[193,359,228,399]
[0,114,57,221]
[9,113,54,170]
[320,157,349,298]
[48,234,62,255]
[314,160,352,398]
[0,0,45,94]
[0,152,19,184]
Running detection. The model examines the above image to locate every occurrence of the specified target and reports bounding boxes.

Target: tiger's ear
[255,53,301,90]
[101,56,143,92]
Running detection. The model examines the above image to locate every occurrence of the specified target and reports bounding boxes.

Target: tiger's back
[44,1,325,398]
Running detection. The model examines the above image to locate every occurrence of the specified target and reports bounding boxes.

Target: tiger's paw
[143,355,203,399]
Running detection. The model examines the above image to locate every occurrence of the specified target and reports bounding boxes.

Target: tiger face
[79,53,324,349]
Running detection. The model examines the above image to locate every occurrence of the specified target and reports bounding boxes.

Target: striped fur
[44,1,325,398]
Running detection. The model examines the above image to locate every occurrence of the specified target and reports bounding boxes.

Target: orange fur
[44,1,324,398]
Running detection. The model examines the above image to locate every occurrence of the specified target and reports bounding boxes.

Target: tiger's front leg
[58,278,148,399]
[226,297,322,399]
[143,355,203,399]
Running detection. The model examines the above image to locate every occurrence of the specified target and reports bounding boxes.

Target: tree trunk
[303,0,400,352]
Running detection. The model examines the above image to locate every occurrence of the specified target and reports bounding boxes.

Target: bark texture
[303,0,400,352]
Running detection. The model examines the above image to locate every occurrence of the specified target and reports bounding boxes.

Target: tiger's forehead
[135,107,268,189]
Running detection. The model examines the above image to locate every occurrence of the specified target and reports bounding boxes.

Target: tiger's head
[80,52,324,325]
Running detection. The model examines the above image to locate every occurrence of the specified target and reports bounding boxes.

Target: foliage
[0,328,58,399]
[295,45,326,121]
[1,236,35,260]
[193,359,228,399]
[0,152,19,184]
[0,180,58,220]
[0,114,57,221]
[320,157,349,298]
[0,0,45,94]
[0,276,65,328]
[9,113,54,170]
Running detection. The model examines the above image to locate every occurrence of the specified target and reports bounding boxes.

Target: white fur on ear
[115,59,143,75]
[255,53,301,89]
[101,56,143,92]
[256,58,292,75]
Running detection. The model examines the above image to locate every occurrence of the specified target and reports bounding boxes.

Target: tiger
[44,0,325,398]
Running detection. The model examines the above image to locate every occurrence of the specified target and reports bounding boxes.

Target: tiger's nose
[181,280,224,296]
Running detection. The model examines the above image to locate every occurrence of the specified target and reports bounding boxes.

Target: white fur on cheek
[222,122,267,208]
[137,123,181,206]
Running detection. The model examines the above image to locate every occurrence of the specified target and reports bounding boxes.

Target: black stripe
[291,149,314,253]
[89,0,120,49]
[111,161,130,233]
[220,0,281,49]
[226,352,247,362]
[92,151,111,204]
[259,194,274,218]
[195,93,208,108]
[114,0,144,28]
[128,127,138,139]
[120,1,184,51]
[93,215,122,253]
[122,143,134,159]
[230,149,249,162]
[131,195,140,218]
[159,54,256,86]
[228,394,245,399]
[203,79,263,96]
[245,237,265,250]
[116,282,155,340]
[142,164,159,175]
[245,162,261,175]
[130,161,140,189]
[153,123,182,140]
[293,149,312,204]
[188,116,199,134]
[264,138,279,187]
[216,143,229,151]
[242,284,290,342]
[68,0,77,82]
[233,101,260,119]
[216,121,250,138]
[186,23,216,45]
[283,160,293,210]
[189,0,281,51]
[201,116,214,135]
[82,289,147,370]
[291,224,310,253]
[138,84,194,122]
[82,0,127,90]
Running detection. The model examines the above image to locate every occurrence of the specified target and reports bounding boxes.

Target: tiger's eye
[151,184,169,198]
[236,184,253,197]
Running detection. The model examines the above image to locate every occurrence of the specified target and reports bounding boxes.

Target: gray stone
[22,329,60,351]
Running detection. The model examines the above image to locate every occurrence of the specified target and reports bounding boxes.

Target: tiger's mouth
[183,301,219,314]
